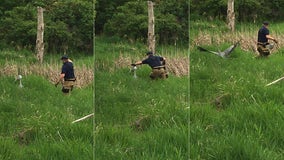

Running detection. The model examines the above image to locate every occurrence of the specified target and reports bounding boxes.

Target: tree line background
[95,0,189,45]
[191,0,284,22]
[0,0,189,55]
[1,0,284,55]
[0,0,93,54]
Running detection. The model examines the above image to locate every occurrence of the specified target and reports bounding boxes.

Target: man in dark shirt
[132,51,168,79]
[257,21,278,57]
[57,55,76,93]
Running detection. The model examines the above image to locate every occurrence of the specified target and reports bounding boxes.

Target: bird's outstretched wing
[197,46,209,52]
[197,46,220,56]
[223,41,240,56]
[198,41,240,58]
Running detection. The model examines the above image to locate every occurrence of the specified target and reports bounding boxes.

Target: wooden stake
[72,113,94,123]
[36,7,45,63]
[147,1,155,53]
[266,76,284,86]
[227,0,235,32]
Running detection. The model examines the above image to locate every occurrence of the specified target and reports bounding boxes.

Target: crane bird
[15,75,24,88]
[131,65,137,78]
[197,41,240,58]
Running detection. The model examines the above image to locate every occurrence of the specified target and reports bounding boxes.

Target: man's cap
[146,51,153,55]
[61,55,68,60]
[263,21,269,25]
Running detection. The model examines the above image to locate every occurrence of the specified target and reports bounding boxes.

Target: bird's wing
[197,46,209,52]
[208,50,220,56]
[223,41,240,56]
[218,52,227,58]
[223,45,235,55]
[197,46,220,56]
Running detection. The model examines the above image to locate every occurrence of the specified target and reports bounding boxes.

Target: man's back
[258,26,269,43]
[62,61,75,80]
[142,55,163,68]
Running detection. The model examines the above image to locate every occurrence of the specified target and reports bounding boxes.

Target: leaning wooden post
[227,0,235,32]
[147,1,155,53]
[36,7,45,63]
[266,76,284,86]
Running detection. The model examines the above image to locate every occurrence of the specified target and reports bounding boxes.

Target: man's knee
[150,70,168,79]
[261,50,270,56]
[62,87,70,93]
[161,73,168,79]
[62,85,73,93]
[257,46,270,56]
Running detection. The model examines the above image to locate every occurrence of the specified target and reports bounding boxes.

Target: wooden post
[227,0,235,32]
[36,7,45,63]
[147,1,155,53]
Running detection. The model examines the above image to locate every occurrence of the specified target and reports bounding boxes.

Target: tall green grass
[94,36,189,159]
[0,50,93,159]
[190,21,284,38]
[190,33,284,159]
[0,49,93,67]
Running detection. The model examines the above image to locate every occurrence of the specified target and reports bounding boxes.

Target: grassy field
[94,37,189,159]
[0,50,93,159]
[190,21,284,159]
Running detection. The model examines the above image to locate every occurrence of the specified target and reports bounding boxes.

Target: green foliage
[97,0,188,44]
[45,0,93,54]
[155,0,189,44]
[104,1,148,42]
[0,49,37,65]
[0,47,93,159]
[0,75,93,159]
[0,0,93,54]
[190,0,226,20]
[95,0,131,34]
[190,29,284,159]
[94,37,188,159]
[191,0,284,22]
[0,4,37,50]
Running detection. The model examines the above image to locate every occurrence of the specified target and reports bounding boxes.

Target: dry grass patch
[0,62,93,88]
[114,54,189,77]
[166,57,189,77]
[192,31,284,55]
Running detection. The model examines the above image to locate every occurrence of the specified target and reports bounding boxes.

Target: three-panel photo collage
[1,0,284,159]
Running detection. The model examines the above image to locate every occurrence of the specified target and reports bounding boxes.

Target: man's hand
[131,63,136,66]
[162,60,166,65]
[274,39,278,43]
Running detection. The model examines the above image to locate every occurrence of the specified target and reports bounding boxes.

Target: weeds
[190,21,284,159]
[95,36,188,159]
[114,53,189,76]
[0,61,93,88]
[191,22,284,55]
[0,50,93,159]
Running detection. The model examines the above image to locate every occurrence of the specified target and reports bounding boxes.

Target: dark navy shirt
[258,26,269,43]
[61,61,75,80]
[142,55,164,68]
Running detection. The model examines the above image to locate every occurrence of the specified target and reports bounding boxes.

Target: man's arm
[132,61,143,66]
[59,73,65,81]
[266,35,278,43]
[55,73,65,87]
[162,57,166,65]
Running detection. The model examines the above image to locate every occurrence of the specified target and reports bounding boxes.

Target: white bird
[197,41,240,58]
[131,65,137,78]
[15,75,23,88]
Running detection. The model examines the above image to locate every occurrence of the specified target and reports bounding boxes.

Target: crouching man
[132,51,168,79]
